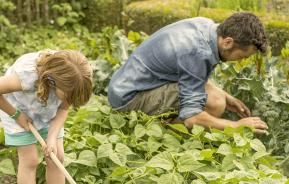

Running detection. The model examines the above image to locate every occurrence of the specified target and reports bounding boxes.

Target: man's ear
[222,37,234,50]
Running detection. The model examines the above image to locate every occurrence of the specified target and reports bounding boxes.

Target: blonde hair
[36,50,93,108]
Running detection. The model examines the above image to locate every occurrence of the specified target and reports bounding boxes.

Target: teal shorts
[5,127,64,146]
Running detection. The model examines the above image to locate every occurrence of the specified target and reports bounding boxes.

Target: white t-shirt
[0,52,62,134]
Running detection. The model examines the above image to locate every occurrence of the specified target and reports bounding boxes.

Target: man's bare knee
[205,82,226,117]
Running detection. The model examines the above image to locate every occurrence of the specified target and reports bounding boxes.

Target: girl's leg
[17,144,39,184]
[45,138,65,184]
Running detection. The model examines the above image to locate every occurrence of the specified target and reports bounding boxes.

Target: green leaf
[233,133,247,146]
[182,140,203,150]
[97,143,113,159]
[108,134,121,144]
[110,114,126,129]
[0,128,5,144]
[64,152,77,167]
[109,166,129,177]
[196,172,224,181]
[129,111,138,128]
[191,125,205,136]
[115,143,135,155]
[221,154,236,171]
[250,139,266,152]
[205,132,227,142]
[146,152,174,171]
[168,124,189,134]
[56,17,67,26]
[158,173,184,184]
[94,133,109,144]
[148,137,162,153]
[200,149,215,160]
[253,151,270,160]
[233,160,246,170]
[259,164,279,175]
[86,136,99,147]
[134,124,146,138]
[0,159,16,175]
[146,123,163,138]
[191,179,206,184]
[75,150,97,167]
[162,134,181,149]
[243,127,254,140]
[100,105,111,114]
[216,144,232,155]
[177,153,205,172]
[224,170,258,180]
[109,152,127,166]
[240,156,255,170]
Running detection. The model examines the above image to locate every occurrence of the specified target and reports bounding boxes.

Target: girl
[0,50,93,184]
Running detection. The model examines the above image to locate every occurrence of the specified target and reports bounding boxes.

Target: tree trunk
[17,0,23,24]
[43,0,49,24]
[26,0,32,25]
[35,0,40,24]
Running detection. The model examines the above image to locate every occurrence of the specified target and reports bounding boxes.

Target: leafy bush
[1,95,288,183]
[125,0,201,34]
[211,50,289,175]
[89,27,148,95]
[81,0,124,31]
[0,26,98,75]
[266,21,289,55]
[51,3,85,30]
[42,96,289,183]
[203,0,267,11]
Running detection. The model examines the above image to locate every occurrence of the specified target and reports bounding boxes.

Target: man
[108,12,268,133]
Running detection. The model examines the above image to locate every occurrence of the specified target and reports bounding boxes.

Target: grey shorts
[117,83,179,115]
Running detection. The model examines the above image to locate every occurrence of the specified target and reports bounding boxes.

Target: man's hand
[226,94,251,118]
[235,117,268,134]
[16,112,32,131]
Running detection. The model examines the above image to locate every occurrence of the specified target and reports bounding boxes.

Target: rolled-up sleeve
[177,50,210,120]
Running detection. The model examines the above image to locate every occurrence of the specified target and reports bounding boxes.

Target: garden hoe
[28,122,77,184]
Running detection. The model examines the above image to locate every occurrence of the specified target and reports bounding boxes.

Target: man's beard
[219,47,234,62]
[218,49,227,62]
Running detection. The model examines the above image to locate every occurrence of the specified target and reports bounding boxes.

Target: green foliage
[0,26,98,75]
[125,0,201,34]
[0,146,17,183]
[81,0,125,31]
[90,27,148,94]
[2,95,288,182]
[50,96,289,182]
[52,3,84,30]
[203,0,268,11]
[199,7,235,22]
[0,2,289,181]
[211,51,289,175]
[266,21,289,55]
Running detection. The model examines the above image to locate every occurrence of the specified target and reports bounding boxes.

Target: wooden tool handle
[28,122,76,184]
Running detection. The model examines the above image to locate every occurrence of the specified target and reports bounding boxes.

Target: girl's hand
[44,137,57,157]
[16,112,33,131]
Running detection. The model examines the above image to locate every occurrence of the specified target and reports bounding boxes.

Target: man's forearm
[184,111,236,130]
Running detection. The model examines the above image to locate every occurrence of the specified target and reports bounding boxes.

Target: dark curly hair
[217,12,268,54]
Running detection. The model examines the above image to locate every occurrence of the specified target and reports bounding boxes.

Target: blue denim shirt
[108,17,220,120]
